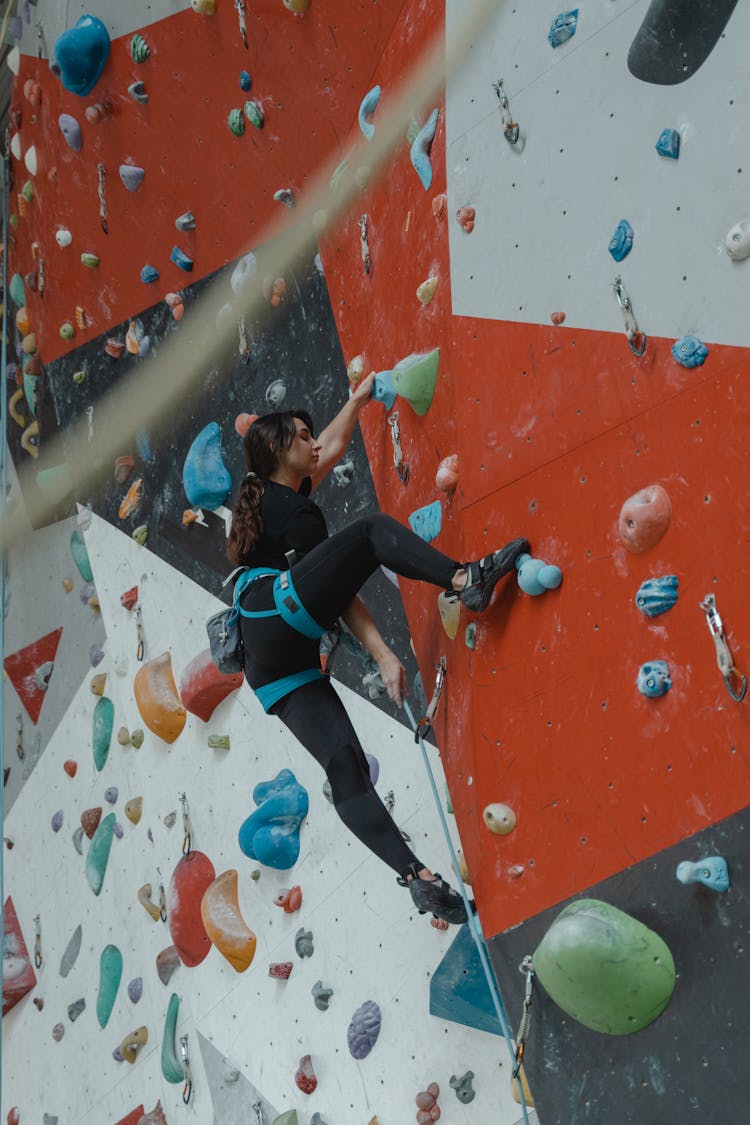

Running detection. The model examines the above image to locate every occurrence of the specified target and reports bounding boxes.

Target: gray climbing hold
[68,997,86,1021]
[51,809,64,833]
[119,164,145,192]
[128,976,143,1003]
[175,211,196,231]
[72,826,84,855]
[128,80,149,103]
[310,1115,329,1125]
[58,113,82,151]
[60,924,82,977]
[312,981,333,1011]
[295,928,314,958]
[104,786,118,805]
[449,1071,476,1103]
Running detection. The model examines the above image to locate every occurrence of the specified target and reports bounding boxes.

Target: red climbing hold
[179,649,243,722]
[274,886,302,913]
[269,961,293,979]
[4,627,63,723]
[295,1054,318,1095]
[2,897,37,1015]
[115,1109,146,1125]
[166,851,216,967]
[8,1108,21,1125]
[81,807,102,839]
[63,759,78,778]
[120,586,139,610]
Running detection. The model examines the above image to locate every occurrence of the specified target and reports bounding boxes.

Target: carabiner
[387,411,409,484]
[135,603,145,662]
[699,594,747,702]
[179,792,193,856]
[180,1034,193,1104]
[492,79,520,145]
[157,867,168,922]
[512,955,535,1078]
[33,914,42,969]
[416,656,447,742]
[611,275,646,356]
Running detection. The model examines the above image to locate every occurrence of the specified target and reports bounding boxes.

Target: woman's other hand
[376,648,408,708]
[351,370,375,404]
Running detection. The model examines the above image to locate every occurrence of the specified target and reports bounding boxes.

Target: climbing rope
[404,665,532,1125]
[0,137,10,1106]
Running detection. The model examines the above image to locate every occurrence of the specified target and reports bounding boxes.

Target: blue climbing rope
[403,698,532,1125]
[0,138,10,1103]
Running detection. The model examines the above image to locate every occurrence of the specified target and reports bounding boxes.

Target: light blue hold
[240,70,252,92]
[548,9,579,48]
[672,335,708,368]
[676,856,730,894]
[140,264,159,284]
[515,552,563,596]
[182,422,231,510]
[54,15,111,97]
[410,107,440,191]
[609,219,634,262]
[238,768,309,870]
[23,372,38,416]
[637,660,672,698]
[358,85,381,141]
[70,528,93,583]
[170,246,194,272]
[656,128,680,159]
[372,369,397,411]
[136,429,152,463]
[635,575,678,617]
[408,500,442,543]
[9,273,25,308]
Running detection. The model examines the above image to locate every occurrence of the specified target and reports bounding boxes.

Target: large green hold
[391,349,439,416]
[161,992,183,1083]
[96,944,123,1028]
[93,697,114,771]
[86,812,116,896]
[70,528,93,582]
[533,898,675,1035]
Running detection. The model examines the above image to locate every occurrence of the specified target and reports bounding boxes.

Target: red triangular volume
[3,897,37,1015]
[4,627,63,723]
[115,1110,146,1125]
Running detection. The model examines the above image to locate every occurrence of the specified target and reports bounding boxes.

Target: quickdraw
[179,792,193,856]
[492,79,520,144]
[611,275,646,356]
[180,1034,193,1104]
[387,412,409,484]
[513,955,535,1079]
[135,603,145,662]
[33,914,42,969]
[699,593,747,702]
[414,656,447,743]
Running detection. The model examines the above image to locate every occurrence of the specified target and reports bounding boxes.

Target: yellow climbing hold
[201,869,257,972]
[483,803,517,835]
[125,797,143,825]
[416,277,439,305]
[120,1025,148,1063]
[90,673,107,696]
[437,591,460,640]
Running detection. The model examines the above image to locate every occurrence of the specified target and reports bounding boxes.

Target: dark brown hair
[227,409,315,565]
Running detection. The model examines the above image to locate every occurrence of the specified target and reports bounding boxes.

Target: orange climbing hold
[432,193,447,221]
[179,649,243,722]
[121,586,138,610]
[133,654,187,744]
[200,869,257,972]
[119,479,143,519]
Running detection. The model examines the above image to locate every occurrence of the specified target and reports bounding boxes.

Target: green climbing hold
[207,734,230,750]
[96,944,123,1028]
[161,992,183,1083]
[272,1113,299,1125]
[70,528,93,582]
[93,697,115,771]
[9,273,26,308]
[533,898,675,1035]
[465,623,476,650]
[244,99,264,129]
[131,728,145,749]
[131,33,150,63]
[228,108,245,136]
[59,322,75,340]
[391,349,440,416]
[86,812,116,896]
[132,524,148,546]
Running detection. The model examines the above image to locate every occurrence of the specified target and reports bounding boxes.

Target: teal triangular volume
[429,924,507,1037]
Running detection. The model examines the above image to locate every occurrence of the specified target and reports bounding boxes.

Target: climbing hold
[437,591,460,640]
[456,206,475,233]
[86,813,116,895]
[515,553,563,596]
[180,648,243,721]
[52,1023,65,1041]
[671,334,709,368]
[92,696,114,771]
[238,768,309,869]
[128,977,143,1003]
[72,827,85,855]
[105,338,125,359]
[69,997,87,1022]
[637,660,672,697]
[51,810,64,833]
[656,127,680,159]
[676,856,730,893]
[138,884,161,922]
[104,786,118,805]
[125,798,143,824]
[201,868,257,972]
[207,734,231,750]
[244,100,264,129]
[347,999,381,1059]
[90,644,105,667]
[608,219,634,262]
[618,484,672,553]
[435,453,459,494]
[60,924,83,978]
[134,653,187,743]
[183,422,232,511]
[358,85,381,141]
[53,15,111,97]
[86,101,112,123]
[118,478,143,519]
[408,500,442,543]
[64,759,78,777]
[161,993,183,1083]
[284,0,311,9]
[170,246,194,272]
[175,210,196,232]
[551,310,566,325]
[269,961,294,979]
[119,165,145,192]
[725,219,750,260]
[192,0,217,11]
[131,729,144,749]
[273,188,295,208]
[97,944,123,1028]
[8,1109,20,1124]
[9,274,26,307]
[483,803,517,835]
[240,69,252,90]
[235,412,258,437]
[635,575,679,617]
[228,108,245,136]
[416,1083,441,1123]
[138,1104,168,1125]
[295,927,314,958]
[131,35,150,63]
[120,1026,148,1064]
[262,276,286,306]
[548,9,579,47]
[533,898,675,1033]
[81,807,102,838]
[230,251,257,293]
[120,584,138,609]
[156,945,181,986]
[167,851,216,967]
[312,981,333,1010]
[511,1067,535,1108]
[59,323,75,341]
[58,114,83,151]
[417,276,439,305]
[391,349,440,415]
[274,886,302,913]
[295,1054,317,1094]
[265,379,287,409]
[140,265,159,284]
[410,108,439,190]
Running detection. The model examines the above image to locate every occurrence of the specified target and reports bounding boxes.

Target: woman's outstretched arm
[340,596,407,708]
[309,372,375,490]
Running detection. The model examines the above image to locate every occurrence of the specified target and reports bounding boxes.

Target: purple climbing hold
[113,821,124,839]
[112,1045,123,1061]
[58,114,83,151]
[366,753,379,786]
[80,581,97,603]
[89,644,105,667]
[127,976,143,1003]
[51,809,64,833]
[119,165,145,192]
[52,1022,65,1042]
[347,999,382,1059]
[104,786,118,805]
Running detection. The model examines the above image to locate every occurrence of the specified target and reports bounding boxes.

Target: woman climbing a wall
[228,373,529,924]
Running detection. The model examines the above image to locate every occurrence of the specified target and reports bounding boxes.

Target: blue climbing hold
[408,501,442,543]
[672,335,709,368]
[548,9,579,48]
[170,246,194,272]
[410,107,440,191]
[637,660,672,698]
[238,768,309,869]
[372,369,397,411]
[655,128,680,159]
[608,219,634,262]
[515,553,563,596]
[430,924,504,1036]
[240,70,252,91]
[140,264,159,284]
[358,85,381,141]
[54,15,111,97]
[70,528,93,583]
[182,422,231,510]
[635,575,679,618]
[676,856,730,894]
[136,429,152,463]
[9,274,25,308]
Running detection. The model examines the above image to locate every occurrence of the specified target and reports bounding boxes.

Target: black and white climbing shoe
[457,537,530,614]
[398,865,469,925]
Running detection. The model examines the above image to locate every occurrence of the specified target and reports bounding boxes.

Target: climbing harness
[492,79,519,145]
[611,275,646,356]
[33,914,42,969]
[179,793,193,856]
[403,662,532,1125]
[180,1034,193,1104]
[387,411,409,484]
[699,593,747,702]
[512,955,535,1078]
[135,603,145,662]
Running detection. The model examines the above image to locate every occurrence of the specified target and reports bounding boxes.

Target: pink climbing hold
[416,1082,441,1123]
[179,648,243,722]
[137,1104,169,1125]
[435,454,458,495]
[235,412,258,437]
[269,961,293,979]
[166,851,216,967]
[274,886,302,913]
[295,1054,317,1095]
[2,898,36,1016]
[8,1108,21,1125]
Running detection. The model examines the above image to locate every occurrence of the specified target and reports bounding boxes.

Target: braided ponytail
[227,472,265,563]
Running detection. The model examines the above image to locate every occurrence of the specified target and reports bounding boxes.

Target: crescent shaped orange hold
[133,653,187,744]
[201,869,257,972]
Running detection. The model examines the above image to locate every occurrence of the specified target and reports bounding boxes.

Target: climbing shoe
[398,864,469,925]
[457,537,530,613]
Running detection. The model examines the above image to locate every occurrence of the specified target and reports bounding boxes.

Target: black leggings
[240,513,460,875]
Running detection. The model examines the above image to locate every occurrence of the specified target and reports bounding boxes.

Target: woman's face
[278,416,321,478]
